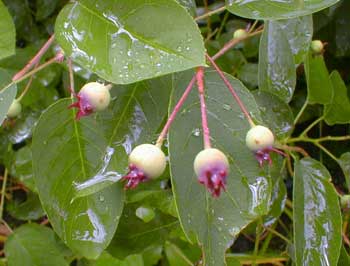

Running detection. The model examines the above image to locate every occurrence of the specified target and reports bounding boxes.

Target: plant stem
[300,116,324,137]
[264,226,292,245]
[279,144,309,157]
[252,222,263,266]
[248,20,259,34]
[288,135,350,144]
[156,75,196,147]
[314,143,339,162]
[12,35,55,81]
[1,54,63,93]
[0,169,8,221]
[293,98,308,125]
[194,5,226,22]
[67,58,75,94]
[206,54,255,127]
[17,72,35,102]
[196,67,211,149]
[212,29,263,61]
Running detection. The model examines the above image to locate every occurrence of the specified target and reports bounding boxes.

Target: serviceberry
[194,148,229,197]
[7,99,22,118]
[233,29,248,39]
[69,82,111,120]
[310,40,324,54]
[122,144,166,189]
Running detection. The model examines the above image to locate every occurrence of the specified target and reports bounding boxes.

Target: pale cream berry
[7,99,22,118]
[194,148,229,176]
[246,125,274,151]
[310,40,324,54]
[129,144,166,179]
[79,82,111,111]
[233,29,248,39]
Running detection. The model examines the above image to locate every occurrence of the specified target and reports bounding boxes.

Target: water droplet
[222,104,231,111]
[99,195,105,202]
[192,128,200,137]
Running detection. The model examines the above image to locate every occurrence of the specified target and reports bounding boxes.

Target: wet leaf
[11,146,36,191]
[32,77,172,258]
[169,70,273,266]
[324,71,350,125]
[253,91,294,140]
[108,204,178,259]
[338,152,350,192]
[259,21,296,103]
[304,52,333,104]
[293,158,342,266]
[7,193,45,221]
[338,246,350,266]
[0,69,17,125]
[55,0,205,84]
[4,224,69,266]
[225,0,340,20]
[0,1,15,60]
[276,15,313,65]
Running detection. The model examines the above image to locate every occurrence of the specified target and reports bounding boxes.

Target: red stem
[206,54,255,127]
[156,75,196,147]
[196,67,211,149]
[12,34,55,81]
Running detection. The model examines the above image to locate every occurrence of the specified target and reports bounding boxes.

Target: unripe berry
[7,99,22,118]
[233,29,248,39]
[194,148,229,197]
[246,125,274,151]
[340,195,350,209]
[129,144,166,179]
[310,40,324,54]
[69,82,111,119]
[123,144,166,189]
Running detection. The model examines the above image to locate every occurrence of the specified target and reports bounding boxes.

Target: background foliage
[0,0,350,265]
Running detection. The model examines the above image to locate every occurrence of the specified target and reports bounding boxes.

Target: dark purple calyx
[254,147,285,167]
[197,166,228,197]
[68,93,94,120]
[122,164,149,189]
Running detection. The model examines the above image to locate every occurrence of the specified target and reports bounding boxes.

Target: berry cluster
[69,54,282,198]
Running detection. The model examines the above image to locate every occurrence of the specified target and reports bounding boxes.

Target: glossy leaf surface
[55,0,205,84]
[253,91,294,139]
[169,70,273,266]
[259,21,296,103]
[0,69,17,125]
[293,158,342,266]
[32,76,172,258]
[225,0,340,20]
[324,71,350,125]
[0,1,15,60]
[338,152,350,192]
[276,15,313,65]
[4,224,69,266]
[305,52,333,104]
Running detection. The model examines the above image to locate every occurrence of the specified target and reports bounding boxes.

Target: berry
[340,195,350,209]
[246,125,274,151]
[310,40,324,54]
[7,99,22,118]
[69,82,111,120]
[122,144,166,189]
[193,148,229,197]
[233,29,248,39]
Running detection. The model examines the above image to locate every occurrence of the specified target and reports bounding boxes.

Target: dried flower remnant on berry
[69,82,111,120]
[194,148,229,197]
[122,144,166,189]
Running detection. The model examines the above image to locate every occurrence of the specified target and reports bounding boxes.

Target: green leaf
[304,52,333,104]
[0,69,17,125]
[10,146,36,191]
[7,192,45,220]
[32,76,171,258]
[169,70,273,266]
[176,0,196,16]
[338,246,350,266]
[253,91,294,140]
[293,158,342,266]
[55,0,205,84]
[338,152,350,192]
[35,0,60,21]
[225,0,340,20]
[275,15,313,65]
[258,21,296,103]
[165,241,195,266]
[108,204,178,259]
[95,252,144,266]
[4,224,69,266]
[0,0,15,60]
[237,63,258,89]
[324,71,350,125]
